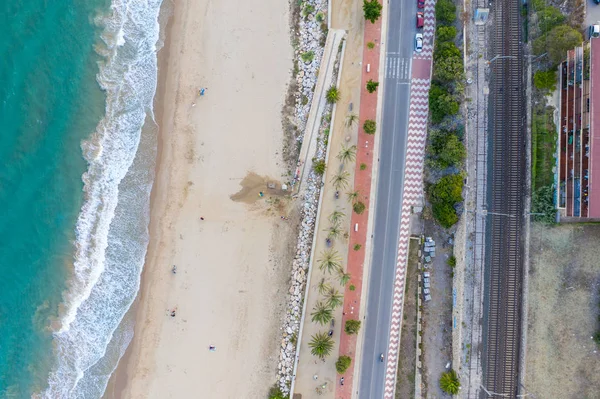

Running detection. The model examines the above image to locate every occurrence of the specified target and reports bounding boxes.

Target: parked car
[417,12,424,28]
[415,33,423,52]
[417,0,425,8]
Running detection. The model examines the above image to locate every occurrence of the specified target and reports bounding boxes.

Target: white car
[415,33,423,52]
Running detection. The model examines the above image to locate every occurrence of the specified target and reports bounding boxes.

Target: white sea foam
[37,0,164,397]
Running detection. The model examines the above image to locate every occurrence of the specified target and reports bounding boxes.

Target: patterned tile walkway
[383,0,436,397]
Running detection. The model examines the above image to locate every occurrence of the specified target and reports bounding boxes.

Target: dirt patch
[230,172,289,203]
[420,221,454,399]
[525,223,600,398]
[395,238,419,399]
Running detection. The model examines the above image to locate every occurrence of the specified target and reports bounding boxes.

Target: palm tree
[317,277,332,295]
[346,190,360,203]
[318,249,342,274]
[309,331,335,359]
[324,223,342,240]
[311,301,333,325]
[328,209,345,225]
[325,288,344,309]
[346,113,358,128]
[337,145,357,164]
[337,268,351,287]
[439,369,461,395]
[331,171,350,190]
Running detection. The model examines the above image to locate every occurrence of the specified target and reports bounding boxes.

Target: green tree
[328,209,345,225]
[363,0,383,23]
[535,25,583,65]
[337,145,357,164]
[366,79,379,93]
[317,277,332,295]
[434,55,464,82]
[325,288,344,309]
[311,301,334,325]
[436,25,457,42]
[537,6,565,34]
[429,131,466,168]
[347,190,360,203]
[353,201,366,214]
[336,355,352,374]
[363,119,377,134]
[435,0,456,25]
[439,369,461,395]
[309,332,334,359]
[313,159,326,175]
[429,83,459,124]
[326,85,341,103]
[324,223,343,240]
[331,170,350,190]
[337,268,351,286]
[534,70,557,92]
[346,112,359,128]
[318,249,342,274]
[345,319,362,334]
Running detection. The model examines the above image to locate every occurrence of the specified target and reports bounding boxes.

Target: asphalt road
[358,0,417,397]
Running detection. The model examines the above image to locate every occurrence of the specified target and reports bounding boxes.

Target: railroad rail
[482,0,526,396]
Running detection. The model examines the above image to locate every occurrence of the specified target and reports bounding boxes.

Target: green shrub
[435,0,456,25]
[429,174,464,228]
[436,25,457,42]
[360,163,367,170]
[531,185,556,224]
[447,255,456,267]
[336,355,352,373]
[326,85,341,103]
[439,369,461,394]
[430,174,464,204]
[429,130,466,168]
[354,243,362,251]
[534,70,557,92]
[353,201,366,214]
[363,119,377,134]
[366,79,379,93]
[301,51,315,63]
[268,385,286,399]
[434,55,463,82]
[313,159,326,175]
[429,83,459,124]
[345,319,362,334]
[367,41,376,49]
[349,284,356,291]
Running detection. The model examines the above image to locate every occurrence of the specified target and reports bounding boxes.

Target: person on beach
[200,217,204,221]
[209,345,216,351]
[170,309,177,317]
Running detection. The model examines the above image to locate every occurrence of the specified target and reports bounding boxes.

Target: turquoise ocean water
[0,0,163,397]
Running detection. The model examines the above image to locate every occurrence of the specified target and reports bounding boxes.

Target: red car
[417,0,425,8]
[416,12,424,28]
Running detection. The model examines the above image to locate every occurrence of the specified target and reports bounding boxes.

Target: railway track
[483,0,526,396]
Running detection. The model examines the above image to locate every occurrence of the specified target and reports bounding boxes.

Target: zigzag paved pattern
[382,71,433,399]
[414,0,436,60]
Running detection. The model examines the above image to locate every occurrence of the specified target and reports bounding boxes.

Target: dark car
[416,12,424,28]
[418,0,425,8]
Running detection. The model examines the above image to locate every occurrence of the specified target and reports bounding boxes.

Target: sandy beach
[103,0,294,397]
